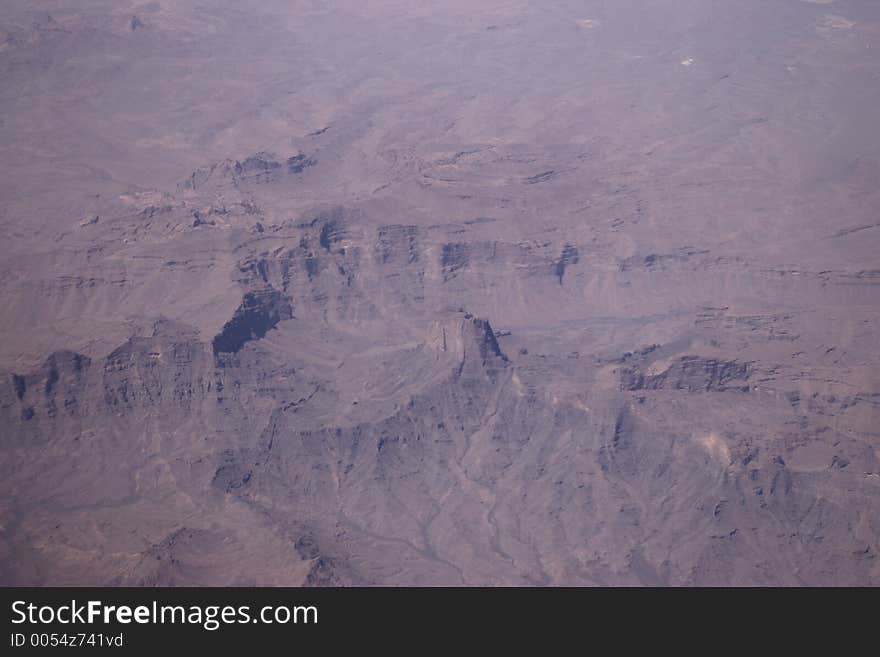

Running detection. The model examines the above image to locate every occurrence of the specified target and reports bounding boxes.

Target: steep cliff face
[620,356,751,392]
[426,311,508,374]
[212,288,293,358]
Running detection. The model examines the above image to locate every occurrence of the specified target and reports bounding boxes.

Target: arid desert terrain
[1,0,879,585]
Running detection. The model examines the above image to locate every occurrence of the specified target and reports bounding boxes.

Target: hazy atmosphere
[1,0,879,585]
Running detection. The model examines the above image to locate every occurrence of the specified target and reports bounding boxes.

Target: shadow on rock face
[212,288,293,360]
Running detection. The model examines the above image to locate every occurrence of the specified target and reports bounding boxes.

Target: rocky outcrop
[211,449,254,492]
[621,356,751,392]
[554,243,579,284]
[103,336,208,409]
[295,535,354,586]
[230,153,280,183]
[315,207,348,253]
[7,350,91,421]
[441,243,470,281]
[2,326,211,427]
[287,153,316,174]
[376,225,421,265]
[426,311,508,376]
[181,151,315,190]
